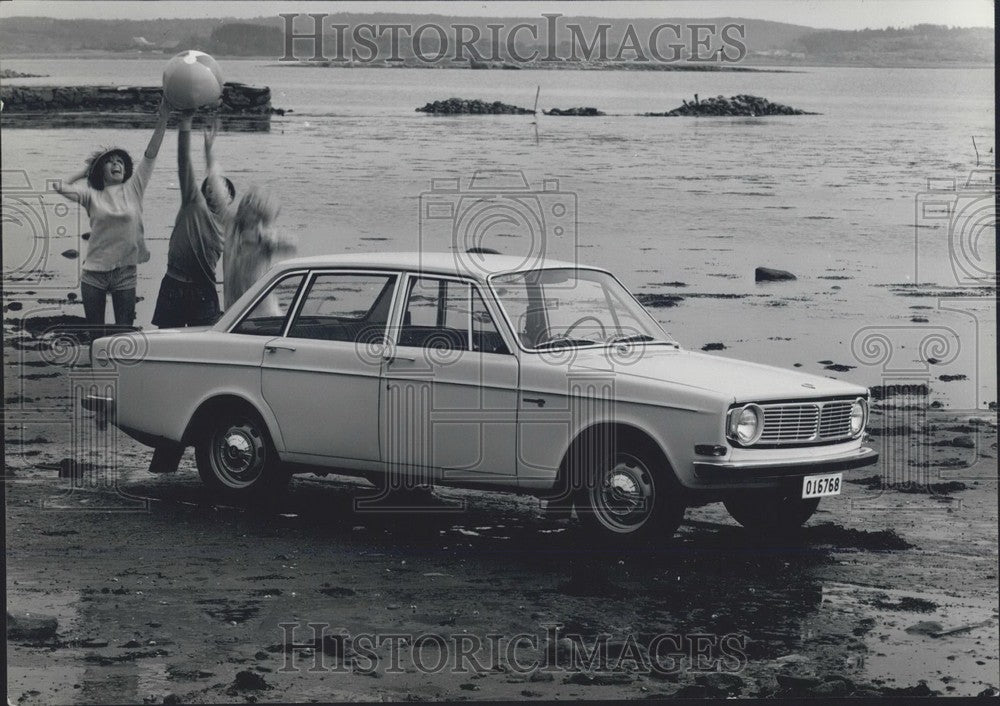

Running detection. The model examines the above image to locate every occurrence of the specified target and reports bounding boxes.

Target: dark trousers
[81,283,136,327]
[151,275,221,328]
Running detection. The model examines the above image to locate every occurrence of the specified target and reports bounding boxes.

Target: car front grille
[758,400,855,445]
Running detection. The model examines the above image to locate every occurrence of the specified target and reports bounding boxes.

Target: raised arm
[144,96,171,160]
[52,164,91,206]
[177,111,199,204]
[203,116,229,213]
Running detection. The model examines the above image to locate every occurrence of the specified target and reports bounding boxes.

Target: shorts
[81,265,137,291]
[151,274,221,328]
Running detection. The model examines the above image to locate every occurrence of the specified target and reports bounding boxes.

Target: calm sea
[2,59,995,406]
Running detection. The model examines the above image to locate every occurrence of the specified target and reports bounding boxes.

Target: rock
[565,671,633,686]
[61,249,79,259]
[232,670,270,691]
[529,670,554,682]
[775,674,821,691]
[977,686,1000,697]
[644,94,818,117]
[701,342,726,351]
[543,107,605,116]
[951,435,975,448]
[755,266,797,282]
[695,672,745,695]
[881,681,938,696]
[904,620,944,636]
[6,611,58,642]
[416,97,534,115]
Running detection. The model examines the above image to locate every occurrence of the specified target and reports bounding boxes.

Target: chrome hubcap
[591,453,655,532]
[212,420,265,488]
[222,432,253,472]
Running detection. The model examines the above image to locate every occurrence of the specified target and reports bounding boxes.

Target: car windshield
[489,268,675,351]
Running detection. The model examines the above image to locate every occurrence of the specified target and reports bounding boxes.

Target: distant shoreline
[0,52,993,70]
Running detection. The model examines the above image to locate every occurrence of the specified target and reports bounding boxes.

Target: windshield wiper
[609,334,655,344]
[534,338,597,350]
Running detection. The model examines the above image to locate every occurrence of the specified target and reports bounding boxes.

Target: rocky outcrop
[1,68,48,78]
[755,266,797,282]
[0,82,281,130]
[645,94,818,117]
[543,107,605,116]
[416,98,534,114]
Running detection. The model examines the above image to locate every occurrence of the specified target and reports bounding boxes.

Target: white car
[90,252,878,540]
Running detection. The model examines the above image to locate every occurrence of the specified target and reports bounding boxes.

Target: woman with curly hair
[54,97,171,329]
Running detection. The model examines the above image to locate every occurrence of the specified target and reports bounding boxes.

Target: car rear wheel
[573,437,685,543]
[195,405,288,497]
[724,489,820,534]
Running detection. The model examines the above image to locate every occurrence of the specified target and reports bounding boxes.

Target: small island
[0,68,49,79]
[644,94,818,116]
[416,98,534,115]
[543,107,605,116]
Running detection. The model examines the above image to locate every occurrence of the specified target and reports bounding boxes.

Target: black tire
[724,489,820,534]
[571,433,685,544]
[194,404,289,498]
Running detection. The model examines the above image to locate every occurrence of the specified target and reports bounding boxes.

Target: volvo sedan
[89,252,878,541]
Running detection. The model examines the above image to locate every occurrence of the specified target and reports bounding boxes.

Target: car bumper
[693,445,879,485]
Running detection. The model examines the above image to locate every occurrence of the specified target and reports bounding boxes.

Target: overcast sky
[0,0,993,29]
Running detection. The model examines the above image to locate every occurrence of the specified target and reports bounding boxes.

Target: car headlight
[728,404,763,445]
[850,398,868,437]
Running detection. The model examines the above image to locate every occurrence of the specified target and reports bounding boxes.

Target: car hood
[572,346,869,402]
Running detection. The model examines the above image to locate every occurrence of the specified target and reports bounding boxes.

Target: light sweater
[65,155,155,272]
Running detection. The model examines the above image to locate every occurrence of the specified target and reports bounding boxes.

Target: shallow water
[2,59,995,406]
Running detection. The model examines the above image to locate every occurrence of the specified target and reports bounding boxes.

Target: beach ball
[162,50,223,109]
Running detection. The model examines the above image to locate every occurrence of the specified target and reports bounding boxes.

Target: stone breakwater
[644,94,818,116]
[416,98,534,115]
[1,83,282,130]
[543,107,605,116]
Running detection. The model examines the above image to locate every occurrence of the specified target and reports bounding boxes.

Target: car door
[380,274,518,486]
[260,269,399,464]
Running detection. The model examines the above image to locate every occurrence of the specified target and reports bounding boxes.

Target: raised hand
[204,115,220,153]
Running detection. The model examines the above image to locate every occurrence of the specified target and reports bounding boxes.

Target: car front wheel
[195,405,288,497]
[573,439,685,543]
[724,489,820,533]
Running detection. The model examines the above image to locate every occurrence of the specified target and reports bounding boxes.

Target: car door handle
[523,397,546,407]
[386,353,417,363]
[265,343,297,353]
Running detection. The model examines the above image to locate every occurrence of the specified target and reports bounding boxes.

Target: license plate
[802,472,842,499]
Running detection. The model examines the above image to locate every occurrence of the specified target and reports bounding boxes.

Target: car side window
[286,272,397,344]
[232,273,305,336]
[399,277,509,354]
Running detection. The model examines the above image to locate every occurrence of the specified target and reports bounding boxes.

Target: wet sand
[4,299,999,702]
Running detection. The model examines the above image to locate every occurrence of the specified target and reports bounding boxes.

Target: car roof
[273,252,588,283]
